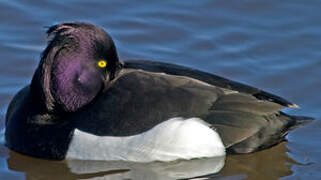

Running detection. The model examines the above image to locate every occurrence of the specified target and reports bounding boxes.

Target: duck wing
[203,92,293,153]
[118,60,312,153]
[124,60,297,108]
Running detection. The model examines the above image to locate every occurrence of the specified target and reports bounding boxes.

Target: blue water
[0,0,321,179]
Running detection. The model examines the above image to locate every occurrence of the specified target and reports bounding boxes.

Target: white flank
[66,117,225,162]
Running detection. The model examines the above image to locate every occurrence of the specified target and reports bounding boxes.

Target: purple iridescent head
[31,22,121,113]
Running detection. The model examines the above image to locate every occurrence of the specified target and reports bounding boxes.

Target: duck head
[30,22,121,113]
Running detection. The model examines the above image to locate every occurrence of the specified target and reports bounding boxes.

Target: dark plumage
[5,22,313,160]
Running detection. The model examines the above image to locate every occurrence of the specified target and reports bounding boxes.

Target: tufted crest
[30,22,120,112]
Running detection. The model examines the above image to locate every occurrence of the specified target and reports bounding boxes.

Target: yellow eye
[97,60,107,68]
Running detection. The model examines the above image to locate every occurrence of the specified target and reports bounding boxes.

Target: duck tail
[278,112,314,139]
[288,115,314,131]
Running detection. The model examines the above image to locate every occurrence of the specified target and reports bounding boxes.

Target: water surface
[0,0,320,179]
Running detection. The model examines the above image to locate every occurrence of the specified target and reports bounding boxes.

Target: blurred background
[0,0,320,179]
